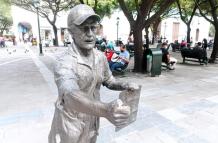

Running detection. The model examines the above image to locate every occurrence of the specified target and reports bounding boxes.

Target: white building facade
[10,6,211,47]
[11,5,69,46]
[160,17,211,44]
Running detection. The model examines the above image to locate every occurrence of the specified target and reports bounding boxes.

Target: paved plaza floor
[0,44,218,143]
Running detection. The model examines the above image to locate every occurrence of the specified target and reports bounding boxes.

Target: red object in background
[105,49,114,61]
[181,41,187,47]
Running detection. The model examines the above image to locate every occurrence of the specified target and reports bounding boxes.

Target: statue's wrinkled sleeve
[102,55,115,86]
[54,59,79,96]
[54,56,108,117]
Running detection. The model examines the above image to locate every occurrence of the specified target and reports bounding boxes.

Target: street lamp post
[33,0,43,55]
[116,17,120,46]
[164,22,167,41]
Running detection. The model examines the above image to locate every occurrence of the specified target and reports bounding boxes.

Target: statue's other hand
[106,100,130,127]
[126,83,140,91]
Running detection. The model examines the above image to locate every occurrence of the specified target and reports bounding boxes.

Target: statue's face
[70,18,98,50]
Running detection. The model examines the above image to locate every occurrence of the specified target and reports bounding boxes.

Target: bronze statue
[49,4,140,143]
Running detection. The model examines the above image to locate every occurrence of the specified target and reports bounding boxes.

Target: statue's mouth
[85,39,94,43]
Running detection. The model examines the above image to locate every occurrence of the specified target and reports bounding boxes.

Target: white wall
[11,6,68,46]
[11,6,38,42]
[11,6,211,47]
[161,16,210,44]
[101,10,130,43]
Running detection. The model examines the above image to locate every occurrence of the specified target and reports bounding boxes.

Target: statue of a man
[49,4,139,143]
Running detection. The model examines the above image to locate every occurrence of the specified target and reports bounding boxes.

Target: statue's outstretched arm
[54,62,130,126]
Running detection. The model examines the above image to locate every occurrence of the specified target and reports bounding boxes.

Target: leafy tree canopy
[176,0,197,22]
[78,0,118,18]
[0,0,12,18]
[194,0,218,24]
[0,0,13,35]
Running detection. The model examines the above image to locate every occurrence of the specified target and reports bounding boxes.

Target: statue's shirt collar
[68,44,98,69]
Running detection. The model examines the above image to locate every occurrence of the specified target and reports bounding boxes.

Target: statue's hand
[106,100,130,127]
[126,82,140,91]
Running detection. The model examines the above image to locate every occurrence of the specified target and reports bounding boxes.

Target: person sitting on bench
[110,42,130,72]
[161,42,177,70]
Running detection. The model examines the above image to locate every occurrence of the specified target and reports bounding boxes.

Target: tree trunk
[0,23,7,36]
[209,26,218,63]
[52,25,59,46]
[133,28,143,72]
[187,24,191,43]
[152,17,161,44]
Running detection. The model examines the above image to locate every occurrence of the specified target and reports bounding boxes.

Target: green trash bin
[146,54,152,73]
[150,48,162,77]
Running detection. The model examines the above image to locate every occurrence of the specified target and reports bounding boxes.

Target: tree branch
[194,0,214,24]
[134,0,141,16]
[144,0,176,27]
[79,0,84,4]
[140,0,155,18]
[118,0,135,27]
[208,0,218,24]
[93,0,98,12]
[188,1,198,24]
[176,0,187,24]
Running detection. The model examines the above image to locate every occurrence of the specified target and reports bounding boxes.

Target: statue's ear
[67,28,73,35]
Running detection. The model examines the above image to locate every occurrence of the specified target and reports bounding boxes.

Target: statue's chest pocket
[76,65,94,89]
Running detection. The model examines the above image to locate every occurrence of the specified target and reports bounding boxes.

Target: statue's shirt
[49,46,113,143]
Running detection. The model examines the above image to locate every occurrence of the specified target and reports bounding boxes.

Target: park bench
[171,42,180,52]
[181,47,207,65]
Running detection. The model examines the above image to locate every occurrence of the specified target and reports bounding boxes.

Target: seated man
[194,42,201,49]
[193,42,207,63]
[172,40,180,52]
[110,43,130,72]
[161,42,177,70]
[180,40,187,48]
[105,47,114,62]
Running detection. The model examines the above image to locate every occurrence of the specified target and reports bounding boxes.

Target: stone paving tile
[194,125,218,143]
[158,108,187,122]
[97,103,157,142]
[111,131,144,143]
[139,127,178,143]
[157,120,187,138]
[206,95,218,104]
[2,46,218,143]
[203,106,218,116]
[0,108,52,143]
[0,121,50,143]
[142,93,195,111]
[97,125,115,143]
[98,103,188,141]
[178,135,210,143]
[177,99,218,115]
[174,109,218,138]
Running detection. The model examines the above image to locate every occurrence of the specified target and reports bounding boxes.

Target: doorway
[172,22,180,42]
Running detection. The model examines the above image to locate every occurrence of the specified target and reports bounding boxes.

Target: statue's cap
[68,4,100,26]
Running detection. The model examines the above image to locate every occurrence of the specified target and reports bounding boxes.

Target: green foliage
[0,0,11,18]
[79,0,118,18]
[11,0,76,16]
[209,24,215,37]
[177,0,197,22]
[195,0,218,24]
[0,0,13,35]
[118,0,177,21]
[95,0,118,17]
[178,0,196,13]
[195,0,218,17]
